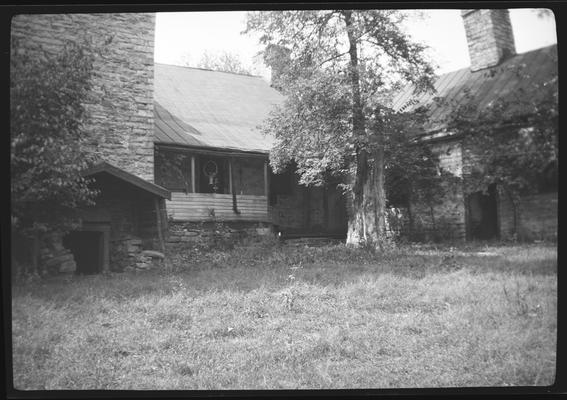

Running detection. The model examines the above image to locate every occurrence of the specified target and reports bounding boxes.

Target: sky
[153,9,557,80]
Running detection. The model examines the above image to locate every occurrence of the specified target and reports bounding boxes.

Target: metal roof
[390,44,558,133]
[154,64,284,153]
[82,161,171,200]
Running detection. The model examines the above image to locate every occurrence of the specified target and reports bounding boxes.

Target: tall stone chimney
[11,13,156,182]
[461,9,516,72]
[262,44,291,91]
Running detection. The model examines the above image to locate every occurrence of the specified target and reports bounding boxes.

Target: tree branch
[317,50,349,68]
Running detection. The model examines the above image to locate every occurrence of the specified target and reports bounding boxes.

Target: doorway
[467,184,498,240]
[63,231,103,274]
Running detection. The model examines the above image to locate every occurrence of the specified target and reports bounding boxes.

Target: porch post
[264,160,270,218]
[191,156,196,193]
[102,228,110,273]
[154,197,167,255]
[228,158,233,194]
[323,184,329,232]
[264,160,268,197]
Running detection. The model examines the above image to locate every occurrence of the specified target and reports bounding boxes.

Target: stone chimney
[262,44,291,91]
[11,13,156,182]
[461,9,516,71]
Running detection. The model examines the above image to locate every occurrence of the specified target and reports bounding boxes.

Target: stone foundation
[35,232,163,275]
[167,220,275,248]
[40,246,76,275]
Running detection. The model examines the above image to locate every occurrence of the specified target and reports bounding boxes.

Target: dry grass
[11,242,557,390]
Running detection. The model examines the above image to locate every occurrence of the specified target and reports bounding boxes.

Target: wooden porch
[166,192,269,222]
[155,144,271,222]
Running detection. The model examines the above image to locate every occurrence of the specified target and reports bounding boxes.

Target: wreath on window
[203,160,219,191]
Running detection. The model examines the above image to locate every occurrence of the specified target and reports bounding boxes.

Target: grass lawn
[11,242,557,390]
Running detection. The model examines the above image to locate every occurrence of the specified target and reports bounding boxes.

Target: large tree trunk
[343,11,388,250]
[346,148,388,249]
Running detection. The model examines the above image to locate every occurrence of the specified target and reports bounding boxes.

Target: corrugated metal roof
[391,44,558,133]
[154,64,284,153]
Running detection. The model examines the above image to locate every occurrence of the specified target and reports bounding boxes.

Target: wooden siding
[167,192,269,222]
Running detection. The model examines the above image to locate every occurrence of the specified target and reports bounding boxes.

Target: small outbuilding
[62,161,171,274]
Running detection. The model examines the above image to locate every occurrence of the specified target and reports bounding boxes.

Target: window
[156,150,268,195]
[155,150,192,192]
[196,155,229,194]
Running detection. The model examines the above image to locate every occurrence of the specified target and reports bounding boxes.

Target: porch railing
[166,192,269,222]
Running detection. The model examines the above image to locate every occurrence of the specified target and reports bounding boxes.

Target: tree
[245,10,435,249]
[194,50,254,75]
[380,106,460,241]
[10,37,102,273]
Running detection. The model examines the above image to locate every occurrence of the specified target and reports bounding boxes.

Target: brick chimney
[461,9,516,71]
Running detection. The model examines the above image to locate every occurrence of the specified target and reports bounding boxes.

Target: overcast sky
[154,9,557,80]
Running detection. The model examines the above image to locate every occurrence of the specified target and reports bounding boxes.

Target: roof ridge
[154,62,263,79]
[436,43,557,78]
[389,42,556,133]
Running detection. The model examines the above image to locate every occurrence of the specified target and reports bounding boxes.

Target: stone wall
[462,133,557,241]
[39,238,77,275]
[436,141,463,177]
[497,190,557,241]
[354,134,554,243]
[431,141,466,240]
[396,140,466,242]
[166,220,273,248]
[516,193,558,241]
[11,13,156,181]
[461,139,486,178]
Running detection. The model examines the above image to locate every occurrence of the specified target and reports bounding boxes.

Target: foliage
[379,106,450,207]
[264,70,352,186]
[247,10,434,183]
[245,10,436,248]
[446,56,558,200]
[379,105,463,241]
[195,50,254,75]
[10,37,104,238]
